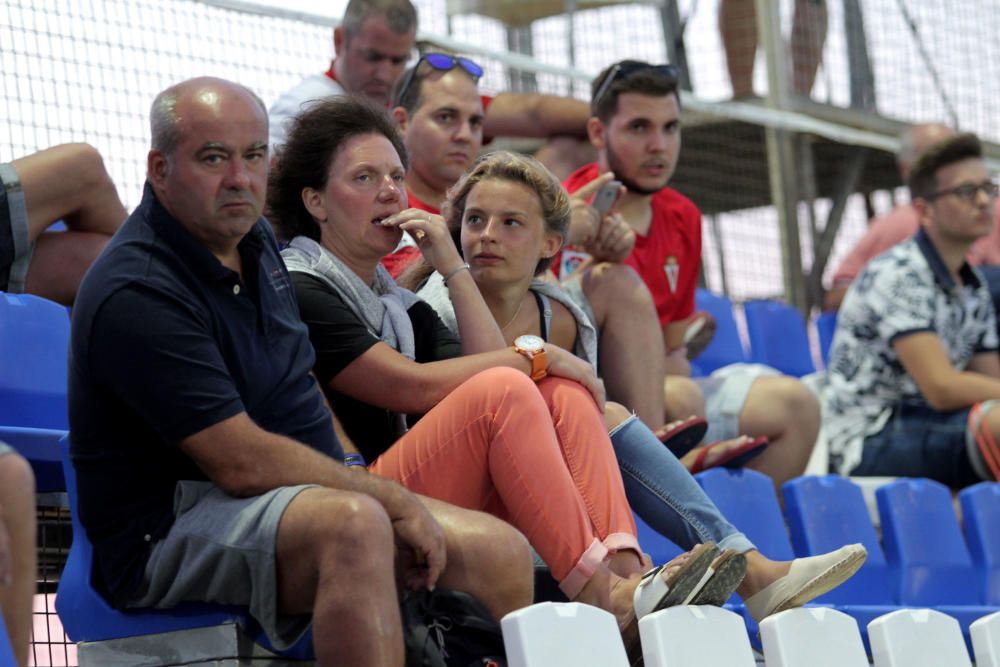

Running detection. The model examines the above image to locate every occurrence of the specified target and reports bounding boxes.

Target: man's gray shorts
[697,363,779,443]
[127,481,316,650]
[0,162,32,293]
[0,441,12,457]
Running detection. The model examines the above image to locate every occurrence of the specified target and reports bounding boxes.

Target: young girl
[412,150,866,622]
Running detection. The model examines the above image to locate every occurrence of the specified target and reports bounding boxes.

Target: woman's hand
[382,208,464,276]
[543,344,606,410]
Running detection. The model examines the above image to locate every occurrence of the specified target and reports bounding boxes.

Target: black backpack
[401,588,507,667]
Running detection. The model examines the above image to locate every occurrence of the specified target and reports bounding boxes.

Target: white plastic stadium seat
[869,608,972,667]
[972,611,1000,667]
[501,602,628,667]
[638,605,755,667]
[759,607,869,667]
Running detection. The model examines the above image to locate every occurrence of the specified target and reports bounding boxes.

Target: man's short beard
[605,137,670,197]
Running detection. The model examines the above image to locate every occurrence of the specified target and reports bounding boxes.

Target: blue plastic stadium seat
[959,482,1000,605]
[696,468,794,644]
[743,299,816,377]
[0,293,71,490]
[0,610,15,667]
[815,310,838,367]
[783,475,898,652]
[691,289,748,377]
[634,513,683,566]
[876,478,998,650]
[55,435,314,659]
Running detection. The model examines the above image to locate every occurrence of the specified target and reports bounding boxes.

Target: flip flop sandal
[689,435,769,474]
[688,549,748,606]
[658,416,709,459]
[624,542,720,666]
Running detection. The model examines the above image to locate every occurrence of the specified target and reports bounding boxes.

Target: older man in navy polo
[68,76,531,666]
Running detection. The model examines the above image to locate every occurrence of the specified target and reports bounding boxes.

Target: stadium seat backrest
[640,605,756,666]
[0,293,70,429]
[743,299,815,377]
[960,483,1000,605]
[868,608,972,667]
[971,611,1000,667]
[691,289,747,376]
[876,478,980,605]
[759,607,869,667]
[815,310,838,367]
[696,468,794,560]
[55,435,245,642]
[0,610,15,667]
[783,475,892,604]
[501,602,629,666]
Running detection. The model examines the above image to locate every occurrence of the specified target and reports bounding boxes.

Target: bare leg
[738,376,819,489]
[13,144,127,303]
[790,0,828,95]
[0,453,36,667]
[276,488,402,667]
[719,0,758,97]
[737,549,791,599]
[418,494,534,621]
[663,375,707,423]
[581,263,667,429]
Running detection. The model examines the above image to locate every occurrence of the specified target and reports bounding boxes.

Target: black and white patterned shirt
[823,228,998,475]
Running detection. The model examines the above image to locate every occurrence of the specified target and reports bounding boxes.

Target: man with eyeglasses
[269,0,590,151]
[825,123,1000,311]
[824,133,1000,487]
[563,59,822,489]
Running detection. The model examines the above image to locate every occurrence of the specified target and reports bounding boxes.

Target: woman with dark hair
[413,149,867,623]
[270,97,724,656]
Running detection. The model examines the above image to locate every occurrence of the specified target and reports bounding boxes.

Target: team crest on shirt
[664,256,680,294]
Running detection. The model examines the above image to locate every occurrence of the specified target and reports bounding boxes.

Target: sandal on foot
[689,435,768,474]
[657,416,709,459]
[689,549,748,606]
[623,542,719,666]
[632,542,719,617]
[744,543,868,622]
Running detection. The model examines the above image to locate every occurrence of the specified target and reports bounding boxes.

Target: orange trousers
[371,367,639,599]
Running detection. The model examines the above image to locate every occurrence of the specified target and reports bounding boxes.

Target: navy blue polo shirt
[68,184,342,606]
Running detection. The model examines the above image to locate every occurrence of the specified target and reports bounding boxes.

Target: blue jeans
[854,400,981,488]
[609,415,755,554]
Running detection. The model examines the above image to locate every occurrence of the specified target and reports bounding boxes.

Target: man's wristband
[442,263,471,285]
[344,453,367,468]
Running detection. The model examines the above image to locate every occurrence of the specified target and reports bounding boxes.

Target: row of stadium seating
[692,288,838,378]
[1,290,998,664]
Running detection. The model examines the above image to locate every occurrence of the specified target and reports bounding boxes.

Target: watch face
[515,334,545,352]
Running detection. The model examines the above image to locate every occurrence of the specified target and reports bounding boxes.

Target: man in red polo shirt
[564,60,821,488]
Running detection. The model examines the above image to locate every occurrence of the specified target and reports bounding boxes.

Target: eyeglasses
[925,180,999,203]
[393,52,484,108]
[592,62,680,112]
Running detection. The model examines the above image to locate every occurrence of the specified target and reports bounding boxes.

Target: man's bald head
[150,77,267,163]
[898,122,955,181]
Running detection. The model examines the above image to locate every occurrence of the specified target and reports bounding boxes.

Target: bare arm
[330,341,605,415]
[387,209,505,354]
[180,412,447,586]
[894,332,1000,410]
[483,93,590,139]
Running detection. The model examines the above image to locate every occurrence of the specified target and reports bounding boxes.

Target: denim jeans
[609,415,755,554]
[854,400,981,488]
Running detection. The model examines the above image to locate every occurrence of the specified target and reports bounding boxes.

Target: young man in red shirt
[564,60,820,487]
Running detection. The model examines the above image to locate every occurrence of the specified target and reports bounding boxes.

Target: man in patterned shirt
[824,133,1000,487]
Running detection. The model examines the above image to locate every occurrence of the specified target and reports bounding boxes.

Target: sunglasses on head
[592,62,680,112]
[393,53,485,108]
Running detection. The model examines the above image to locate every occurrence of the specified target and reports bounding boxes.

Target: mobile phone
[591,180,622,216]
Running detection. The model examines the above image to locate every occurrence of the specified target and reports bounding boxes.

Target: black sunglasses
[926,180,999,203]
[592,62,680,112]
[393,53,484,108]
